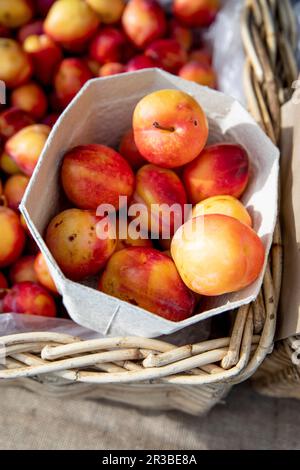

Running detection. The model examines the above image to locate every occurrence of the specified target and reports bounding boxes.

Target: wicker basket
[0,0,297,416]
[253,338,300,399]
[247,0,300,400]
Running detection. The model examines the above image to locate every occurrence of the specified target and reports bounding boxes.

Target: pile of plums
[44,89,265,322]
[2,1,263,324]
[0,0,221,318]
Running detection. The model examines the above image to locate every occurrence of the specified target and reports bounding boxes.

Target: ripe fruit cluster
[44,88,265,322]
[0,1,264,324]
[0,1,220,320]
[0,0,219,120]
[0,203,58,317]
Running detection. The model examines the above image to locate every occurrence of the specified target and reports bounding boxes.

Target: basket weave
[253,338,300,398]
[0,0,297,415]
[246,0,300,399]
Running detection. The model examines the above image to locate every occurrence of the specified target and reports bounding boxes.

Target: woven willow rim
[0,0,297,386]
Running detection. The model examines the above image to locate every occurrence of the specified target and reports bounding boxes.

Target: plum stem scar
[153,122,175,132]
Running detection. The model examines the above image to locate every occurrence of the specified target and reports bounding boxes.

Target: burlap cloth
[0,384,299,449]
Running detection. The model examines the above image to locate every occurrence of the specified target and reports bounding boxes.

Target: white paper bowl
[21,69,279,337]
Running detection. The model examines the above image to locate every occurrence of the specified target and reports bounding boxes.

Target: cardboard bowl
[21,69,279,337]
